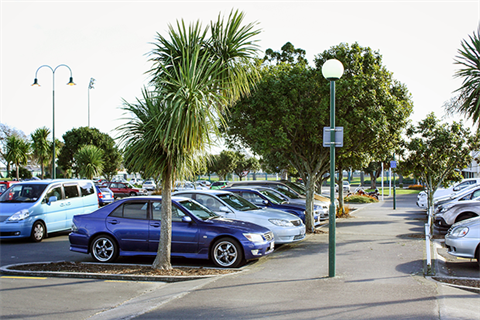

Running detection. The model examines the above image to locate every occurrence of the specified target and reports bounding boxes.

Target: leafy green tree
[401,113,480,217]
[208,150,238,180]
[119,10,260,270]
[6,135,30,180]
[263,42,307,65]
[314,43,413,211]
[0,123,27,178]
[31,127,51,179]
[224,42,413,229]
[74,145,104,180]
[233,152,260,180]
[446,29,480,130]
[58,127,121,180]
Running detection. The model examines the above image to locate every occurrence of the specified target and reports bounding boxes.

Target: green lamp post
[322,59,344,278]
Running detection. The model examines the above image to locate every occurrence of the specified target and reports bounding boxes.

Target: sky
[1,0,479,146]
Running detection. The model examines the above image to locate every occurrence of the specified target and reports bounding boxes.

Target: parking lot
[1,193,478,319]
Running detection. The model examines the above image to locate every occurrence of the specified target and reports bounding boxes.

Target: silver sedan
[174,190,306,244]
[445,216,480,267]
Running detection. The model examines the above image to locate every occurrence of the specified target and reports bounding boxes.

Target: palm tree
[448,29,480,129]
[31,127,51,179]
[74,145,104,180]
[6,135,30,180]
[118,10,260,270]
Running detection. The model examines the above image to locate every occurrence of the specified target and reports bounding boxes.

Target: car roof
[175,189,232,195]
[11,179,93,185]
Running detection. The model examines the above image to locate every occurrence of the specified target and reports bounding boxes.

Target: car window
[152,201,162,220]
[79,181,95,197]
[273,185,299,199]
[473,190,480,199]
[46,186,63,201]
[178,199,218,220]
[110,201,148,219]
[217,193,258,211]
[258,189,284,204]
[64,184,79,199]
[195,194,222,211]
[110,183,117,188]
[241,192,265,205]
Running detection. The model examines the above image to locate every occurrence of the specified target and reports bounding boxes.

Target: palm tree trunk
[153,165,173,270]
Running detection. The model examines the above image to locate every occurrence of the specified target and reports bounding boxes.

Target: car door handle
[108,219,119,225]
[150,222,160,228]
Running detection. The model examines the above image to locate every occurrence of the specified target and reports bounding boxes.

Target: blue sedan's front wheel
[211,238,244,268]
[91,235,118,263]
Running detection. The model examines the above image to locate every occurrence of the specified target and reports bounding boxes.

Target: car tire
[91,235,119,263]
[477,246,480,267]
[30,221,46,242]
[129,192,136,197]
[211,237,244,268]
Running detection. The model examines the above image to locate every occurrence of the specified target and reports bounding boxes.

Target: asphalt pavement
[92,193,480,319]
[2,193,479,319]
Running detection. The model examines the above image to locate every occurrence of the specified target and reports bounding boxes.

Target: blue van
[0,179,98,242]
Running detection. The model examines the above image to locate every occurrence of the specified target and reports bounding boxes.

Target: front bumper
[445,236,478,259]
[0,220,33,239]
[271,225,306,244]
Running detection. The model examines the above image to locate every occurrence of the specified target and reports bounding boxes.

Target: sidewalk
[93,193,479,319]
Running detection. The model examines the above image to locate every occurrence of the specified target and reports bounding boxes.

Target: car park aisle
[130,194,479,320]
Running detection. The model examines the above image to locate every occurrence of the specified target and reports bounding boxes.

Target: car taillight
[98,192,103,199]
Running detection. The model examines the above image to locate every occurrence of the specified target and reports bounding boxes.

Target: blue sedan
[95,186,114,206]
[69,196,275,268]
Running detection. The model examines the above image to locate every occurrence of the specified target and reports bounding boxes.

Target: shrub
[337,205,352,218]
[408,184,425,190]
[344,195,378,203]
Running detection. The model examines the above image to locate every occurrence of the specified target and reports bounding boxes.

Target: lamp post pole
[322,59,344,278]
[88,78,95,127]
[32,64,75,179]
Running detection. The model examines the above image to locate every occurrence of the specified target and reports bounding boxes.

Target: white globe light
[322,59,344,80]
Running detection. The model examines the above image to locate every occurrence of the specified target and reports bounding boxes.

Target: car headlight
[7,209,30,221]
[440,204,455,213]
[71,222,78,232]
[269,219,294,227]
[450,227,469,237]
[243,233,265,243]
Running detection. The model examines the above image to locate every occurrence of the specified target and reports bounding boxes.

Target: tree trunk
[153,166,173,270]
[337,169,345,216]
[304,177,316,232]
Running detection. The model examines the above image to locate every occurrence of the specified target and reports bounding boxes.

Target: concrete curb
[0,261,242,282]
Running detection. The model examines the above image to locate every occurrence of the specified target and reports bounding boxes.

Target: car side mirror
[262,200,269,206]
[219,206,231,213]
[182,216,192,223]
[48,196,57,204]
[453,187,459,191]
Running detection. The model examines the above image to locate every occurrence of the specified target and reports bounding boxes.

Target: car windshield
[0,184,48,203]
[258,189,285,205]
[274,186,301,199]
[282,181,306,196]
[179,199,219,220]
[217,193,259,211]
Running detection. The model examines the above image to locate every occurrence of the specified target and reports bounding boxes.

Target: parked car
[95,185,114,206]
[196,180,211,187]
[100,181,147,198]
[142,180,156,191]
[173,190,306,244]
[224,187,324,225]
[435,186,480,213]
[444,216,480,267]
[434,199,480,233]
[69,196,275,268]
[0,180,20,195]
[335,181,351,193]
[278,180,334,203]
[417,178,480,209]
[210,181,229,190]
[0,179,98,242]
[174,181,198,192]
[228,180,330,216]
